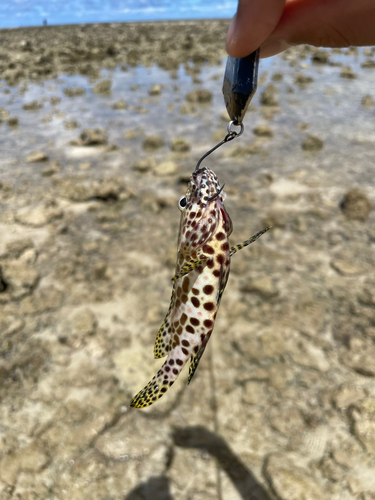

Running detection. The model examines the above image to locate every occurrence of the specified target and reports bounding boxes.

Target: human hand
[226,0,375,58]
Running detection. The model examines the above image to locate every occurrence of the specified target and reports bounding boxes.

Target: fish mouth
[191,167,223,202]
[207,184,225,202]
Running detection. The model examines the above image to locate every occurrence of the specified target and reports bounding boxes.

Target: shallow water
[1,46,375,186]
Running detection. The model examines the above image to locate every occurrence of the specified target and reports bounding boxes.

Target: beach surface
[1,20,375,500]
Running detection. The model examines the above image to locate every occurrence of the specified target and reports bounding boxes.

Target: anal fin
[154,284,175,359]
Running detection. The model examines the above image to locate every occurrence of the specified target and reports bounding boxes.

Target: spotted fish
[130,167,270,408]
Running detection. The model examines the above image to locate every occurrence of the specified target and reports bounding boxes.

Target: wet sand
[1,20,375,500]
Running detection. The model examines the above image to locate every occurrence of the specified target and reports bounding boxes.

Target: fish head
[177,167,233,254]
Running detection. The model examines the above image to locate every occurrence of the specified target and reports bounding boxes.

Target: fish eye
[178,196,187,211]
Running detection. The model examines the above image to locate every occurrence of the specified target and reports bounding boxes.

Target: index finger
[226,0,286,58]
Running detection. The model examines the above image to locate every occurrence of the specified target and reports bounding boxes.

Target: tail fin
[130,357,184,409]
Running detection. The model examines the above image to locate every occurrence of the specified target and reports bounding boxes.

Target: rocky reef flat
[1,20,375,500]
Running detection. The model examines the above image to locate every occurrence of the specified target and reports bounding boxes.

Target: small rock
[63,87,85,97]
[260,84,278,106]
[15,204,63,227]
[295,74,313,87]
[170,138,190,152]
[241,276,279,299]
[268,405,306,436]
[319,457,342,483]
[112,99,127,110]
[143,135,164,151]
[23,100,42,111]
[0,316,25,336]
[331,259,363,275]
[26,151,49,163]
[253,125,273,137]
[186,89,212,103]
[124,129,136,139]
[3,238,34,258]
[96,211,119,223]
[93,261,108,279]
[64,120,79,129]
[133,157,156,173]
[41,161,61,176]
[1,260,39,299]
[95,178,127,201]
[105,143,118,152]
[79,129,107,146]
[50,96,61,105]
[7,116,19,127]
[20,39,32,51]
[302,135,324,152]
[342,338,375,376]
[149,84,162,96]
[272,73,283,81]
[0,453,20,485]
[340,188,371,221]
[289,338,330,372]
[0,107,9,122]
[93,79,112,94]
[154,161,178,176]
[223,143,262,157]
[242,381,265,405]
[312,50,330,64]
[332,384,368,409]
[19,441,50,472]
[70,308,97,340]
[349,398,375,453]
[21,285,63,314]
[54,176,125,202]
[179,102,196,115]
[358,286,375,307]
[361,59,375,69]
[361,95,374,109]
[340,66,357,79]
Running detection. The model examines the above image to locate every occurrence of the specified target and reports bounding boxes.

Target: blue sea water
[0,0,237,29]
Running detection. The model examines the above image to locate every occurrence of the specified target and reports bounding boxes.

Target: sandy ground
[1,20,375,500]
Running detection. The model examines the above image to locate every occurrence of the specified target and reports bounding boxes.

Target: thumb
[226,0,286,58]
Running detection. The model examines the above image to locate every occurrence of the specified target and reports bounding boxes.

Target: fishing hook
[207,183,225,202]
[194,121,244,172]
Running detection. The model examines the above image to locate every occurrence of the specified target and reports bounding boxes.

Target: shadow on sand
[126,425,270,500]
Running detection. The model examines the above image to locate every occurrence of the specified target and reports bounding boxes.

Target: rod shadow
[172,425,271,500]
[125,425,271,500]
[125,475,173,500]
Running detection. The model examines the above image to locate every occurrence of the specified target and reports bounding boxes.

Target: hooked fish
[130,167,270,408]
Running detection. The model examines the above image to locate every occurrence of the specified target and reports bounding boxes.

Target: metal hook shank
[194,123,244,172]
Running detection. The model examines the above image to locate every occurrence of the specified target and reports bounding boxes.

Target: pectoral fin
[172,257,207,281]
[230,226,271,257]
